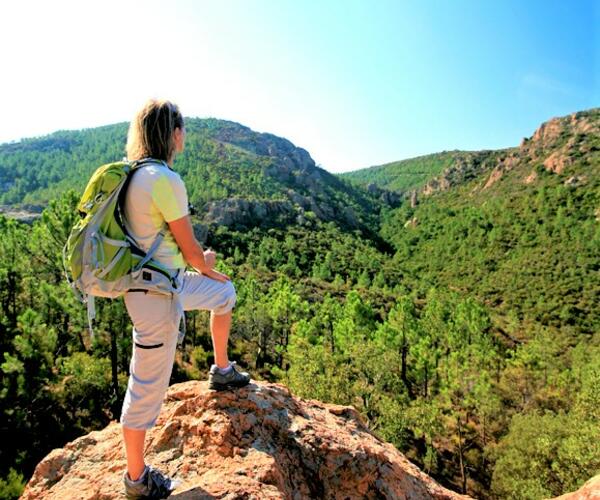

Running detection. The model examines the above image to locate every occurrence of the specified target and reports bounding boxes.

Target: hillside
[339,150,489,193]
[0,118,383,233]
[378,108,600,339]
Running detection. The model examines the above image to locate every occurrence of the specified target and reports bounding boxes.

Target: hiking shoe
[208,361,251,391]
[123,465,178,499]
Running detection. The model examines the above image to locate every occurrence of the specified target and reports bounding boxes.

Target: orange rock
[543,151,572,174]
[22,380,469,499]
[532,117,563,144]
[524,170,538,184]
[483,167,504,189]
[553,475,600,499]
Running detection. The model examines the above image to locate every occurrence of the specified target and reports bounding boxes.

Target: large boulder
[22,380,468,499]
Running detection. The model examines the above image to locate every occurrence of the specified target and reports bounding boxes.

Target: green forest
[0,109,599,499]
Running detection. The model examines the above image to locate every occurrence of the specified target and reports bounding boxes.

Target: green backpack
[63,159,182,338]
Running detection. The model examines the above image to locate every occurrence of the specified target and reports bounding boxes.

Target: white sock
[214,362,233,374]
[128,465,148,484]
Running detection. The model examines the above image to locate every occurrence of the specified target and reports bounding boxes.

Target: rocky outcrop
[202,191,363,229]
[530,111,597,150]
[422,151,496,195]
[543,150,572,174]
[524,170,538,184]
[264,163,326,194]
[523,110,599,176]
[483,110,598,189]
[365,183,403,207]
[564,175,587,188]
[419,108,599,195]
[482,154,519,189]
[22,380,468,499]
[285,189,333,221]
[0,204,43,224]
[202,198,295,227]
[553,475,600,499]
[409,190,418,208]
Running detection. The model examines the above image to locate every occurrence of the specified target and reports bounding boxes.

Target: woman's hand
[204,248,217,269]
[168,216,231,282]
[168,215,213,273]
[202,268,231,283]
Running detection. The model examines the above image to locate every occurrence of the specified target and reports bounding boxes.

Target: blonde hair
[126,99,184,162]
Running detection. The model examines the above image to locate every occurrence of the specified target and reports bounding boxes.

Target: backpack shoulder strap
[114,160,153,243]
[115,159,168,259]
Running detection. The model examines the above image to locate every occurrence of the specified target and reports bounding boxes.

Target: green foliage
[340,151,461,192]
[492,346,600,498]
[279,286,505,495]
[0,195,117,485]
[0,124,128,204]
[379,146,600,337]
[53,353,114,430]
[0,468,25,500]
[491,411,600,499]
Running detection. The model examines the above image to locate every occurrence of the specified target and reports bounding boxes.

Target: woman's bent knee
[213,281,236,315]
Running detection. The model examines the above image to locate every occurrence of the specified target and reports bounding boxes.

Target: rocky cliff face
[0,204,43,224]
[22,380,468,499]
[481,109,599,190]
[203,198,296,228]
[190,120,382,231]
[199,123,375,230]
[418,108,599,197]
[202,193,362,229]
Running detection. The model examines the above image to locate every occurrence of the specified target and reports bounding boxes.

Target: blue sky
[0,0,597,172]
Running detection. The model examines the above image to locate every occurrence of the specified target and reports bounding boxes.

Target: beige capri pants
[120,270,236,430]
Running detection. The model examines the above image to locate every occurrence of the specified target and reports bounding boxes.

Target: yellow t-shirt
[124,160,189,270]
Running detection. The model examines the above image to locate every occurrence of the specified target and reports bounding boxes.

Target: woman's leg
[121,291,179,480]
[122,427,146,480]
[179,272,237,366]
[211,309,232,369]
[178,272,249,388]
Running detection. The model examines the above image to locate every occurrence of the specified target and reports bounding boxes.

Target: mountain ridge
[339,107,599,198]
[0,117,384,234]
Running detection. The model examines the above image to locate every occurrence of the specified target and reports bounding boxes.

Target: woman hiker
[120,99,251,499]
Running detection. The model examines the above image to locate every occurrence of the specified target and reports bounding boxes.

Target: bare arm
[168,215,230,282]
